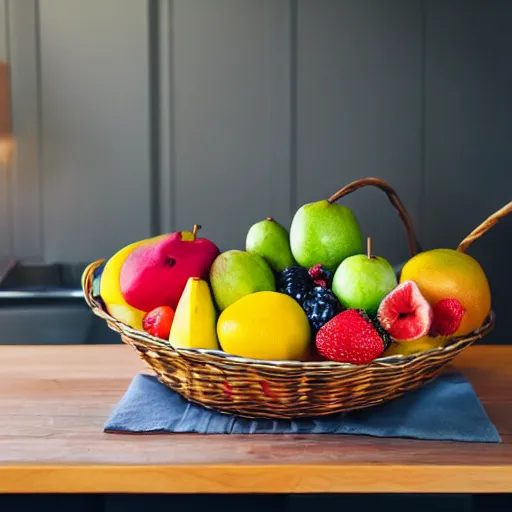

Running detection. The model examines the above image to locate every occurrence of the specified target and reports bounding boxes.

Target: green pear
[245,217,296,273]
[289,200,365,271]
[209,250,276,311]
[332,238,397,315]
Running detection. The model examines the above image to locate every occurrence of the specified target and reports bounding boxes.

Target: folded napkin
[105,369,501,442]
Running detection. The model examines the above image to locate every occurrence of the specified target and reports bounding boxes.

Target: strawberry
[316,309,390,364]
[430,298,465,336]
[142,305,175,339]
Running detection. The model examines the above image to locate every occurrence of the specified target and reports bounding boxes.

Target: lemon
[217,291,311,360]
[400,249,491,337]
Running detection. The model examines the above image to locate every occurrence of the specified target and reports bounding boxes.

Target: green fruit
[245,217,296,272]
[289,200,365,271]
[209,250,276,311]
[332,252,397,316]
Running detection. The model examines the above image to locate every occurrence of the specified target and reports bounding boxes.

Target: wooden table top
[0,344,510,494]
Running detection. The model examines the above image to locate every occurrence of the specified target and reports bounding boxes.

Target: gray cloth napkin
[104,368,501,442]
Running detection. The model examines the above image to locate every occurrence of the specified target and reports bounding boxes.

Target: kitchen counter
[0,344,510,494]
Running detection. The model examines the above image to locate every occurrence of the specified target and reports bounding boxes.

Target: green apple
[209,250,276,311]
[289,200,364,271]
[332,239,397,315]
[246,217,296,272]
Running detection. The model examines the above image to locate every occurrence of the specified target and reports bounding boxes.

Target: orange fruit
[399,249,491,337]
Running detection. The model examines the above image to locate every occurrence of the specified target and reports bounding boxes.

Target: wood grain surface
[0,344,510,494]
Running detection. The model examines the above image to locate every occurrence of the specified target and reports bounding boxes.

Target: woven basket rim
[83,258,495,370]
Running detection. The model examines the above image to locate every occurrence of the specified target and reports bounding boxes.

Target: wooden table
[0,344,510,494]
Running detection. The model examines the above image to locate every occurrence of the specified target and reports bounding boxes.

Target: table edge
[1,464,511,494]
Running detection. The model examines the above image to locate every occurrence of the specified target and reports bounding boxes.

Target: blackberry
[302,286,343,333]
[368,313,392,351]
[277,266,314,305]
[308,264,333,288]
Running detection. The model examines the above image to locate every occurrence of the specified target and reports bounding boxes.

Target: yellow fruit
[217,291,311,360]
[169,277,220,350]
[100,235,166,329]
[400,248,491,337]
[383,335,447,357]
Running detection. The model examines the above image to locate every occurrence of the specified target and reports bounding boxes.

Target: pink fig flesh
[377,280,433,341]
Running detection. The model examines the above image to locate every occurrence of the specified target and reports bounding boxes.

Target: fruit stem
[367,237,374,259]
[192,224,201,240]
[266,217,274,222]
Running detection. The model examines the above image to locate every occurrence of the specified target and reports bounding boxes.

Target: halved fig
[377,280,433,341]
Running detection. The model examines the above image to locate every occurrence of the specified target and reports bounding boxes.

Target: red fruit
[377,280,433,341]
[309,264,323,279]
[316,309,389,364]
[120,225,220,312]
[143,306,175,339]
[431,298,465,336]
[308,264,330,287]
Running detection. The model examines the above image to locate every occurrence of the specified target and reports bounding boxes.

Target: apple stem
[367,237,373,259]
[266,217,274,222]
[192,224,201,240]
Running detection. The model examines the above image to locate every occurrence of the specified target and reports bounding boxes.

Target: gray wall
[1,0,511,341]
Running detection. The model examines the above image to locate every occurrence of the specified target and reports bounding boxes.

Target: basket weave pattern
[82,272,494,419]
[82,178,509,419]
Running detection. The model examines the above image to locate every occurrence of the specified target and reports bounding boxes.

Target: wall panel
[424,0,512,343]
[38,0,152,262]
[172,0,292,251]
[296,0,423,265]
[8,0,42,261]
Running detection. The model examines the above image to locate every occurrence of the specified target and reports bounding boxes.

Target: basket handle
[81,258,105,309]
[327,177,418,256]
[457,201,512,253]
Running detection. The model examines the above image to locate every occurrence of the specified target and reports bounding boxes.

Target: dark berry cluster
[277,266,314,305]
[278,265,343,333]
[302,286,343,333]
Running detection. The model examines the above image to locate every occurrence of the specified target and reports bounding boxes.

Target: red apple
[120,225,219,312]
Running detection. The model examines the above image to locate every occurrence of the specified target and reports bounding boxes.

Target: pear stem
[367,237,373,259]
[192,224,201,240]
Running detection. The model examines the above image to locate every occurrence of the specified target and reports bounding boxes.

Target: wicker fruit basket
[82,178,509,419]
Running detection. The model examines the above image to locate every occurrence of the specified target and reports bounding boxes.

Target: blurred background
[0,0,510,346]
